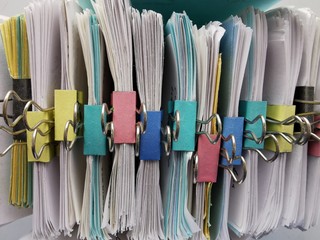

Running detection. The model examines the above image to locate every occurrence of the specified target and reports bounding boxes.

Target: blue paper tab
[84,105,107,156]
[172,100,197,151]
[220,117,244,166]
[239,100,267,149]
[140,111,162,160]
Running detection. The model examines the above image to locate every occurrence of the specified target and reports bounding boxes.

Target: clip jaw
[25,109,55,162]
[168,100,197,151]
[0,90,30,153]
[100,91,148,155]
[219,117,247,184]
[239,101,280,162]
[194,113,222,183]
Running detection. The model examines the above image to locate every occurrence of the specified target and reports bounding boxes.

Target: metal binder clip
[22,100,54,131]
[267,115,309,145]
[23,100,55,162]
[242,115,280,162]
[135,103,147,157]
[162,125,171,156]
[101,103,114,152]
[171,110,180,141]
[219,133,247,184]
[193,153,199,184]
[32,127,53,160]
[243,114,266,144]
[196,113,222,144]
[220,134,236,163]
[1,90,30,128]
[101,95,148,155]
[304,116,320,142]
[248,134,280,162]
[0,142,26,157]
[63,102,83,151]
[219,153,247,184]
[0,90,30,138]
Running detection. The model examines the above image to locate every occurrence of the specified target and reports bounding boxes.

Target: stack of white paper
[228,7,268,238]
[302,16,320,231]
[210,15,252,240]
[282,8,317,229]
[252,7,304,238]
[25,0,61,238]
[58,0,87,236]
[94,0,136,235]
[191,21,225,240]
[131,9,165,240]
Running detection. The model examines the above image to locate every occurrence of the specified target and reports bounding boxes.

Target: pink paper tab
[308,116,320,157]
[112,91,137,144]
[197,134,221,183]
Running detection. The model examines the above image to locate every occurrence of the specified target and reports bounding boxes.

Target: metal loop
[171,110,180,141]
[219,155,247,184]
[266,115,311,145]
[136,103,147,134]
[267,115,298,126]
[293,99,320,105]
[63,102,83,151]
[221,134,236,159]
[135,122,142,157]
[220,147,232,165]
[245,134,280,162]
[101,103,112,134]
[196,113,222,144]
[23,100,54,131]
[244,114,266,144]
[2,90,30,128]
[31,128,52,160]
[192,153,198,184]
[0,125,26,136]
[161,125,171,156]
[297,116,312,145]
[73,102,80,134]
[104,122,114,152]
[0,141,26,157]
[63,120,78,151]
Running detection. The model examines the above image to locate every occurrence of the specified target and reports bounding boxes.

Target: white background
[1,0,320,239]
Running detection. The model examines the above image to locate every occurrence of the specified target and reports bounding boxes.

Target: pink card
[112,91,136,144]
[197,134,221,183]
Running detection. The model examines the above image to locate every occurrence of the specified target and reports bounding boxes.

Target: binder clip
[219,117,247,184]
[239,100,280,162]
[138,111,171,160]
[293,86,320,143]
[193,113,222,183]
[23,100,55,162]
[219,132,247,184]
[168,100,197,151]
[0,90,31,155]
[53,90,84,151]
[293,86,320,155]
[265,105,310,152]
[100,91,147,155]
[84,105,109,156]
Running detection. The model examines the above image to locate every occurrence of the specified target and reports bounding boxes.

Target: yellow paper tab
[54,90,83,141]
[265,105,296,153]
[27,111,54,163]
